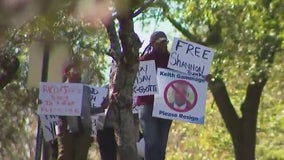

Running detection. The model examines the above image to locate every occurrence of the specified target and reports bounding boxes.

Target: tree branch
[102,15,122,61]
[166,15,201,43]
[111,0,154,19]
[209,79,241,135]
[115,1,141,66]
[133,0,155,18]
[91,1,120,60]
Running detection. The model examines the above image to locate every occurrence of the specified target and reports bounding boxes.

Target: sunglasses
[156,39,169,44]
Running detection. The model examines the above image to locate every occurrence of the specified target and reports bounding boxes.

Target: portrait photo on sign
[153,68,207,124]
[164,80,197,112]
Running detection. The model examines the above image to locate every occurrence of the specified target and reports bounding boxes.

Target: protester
[137,31,172,160]
[95,87,117,160]
[96,86,144,160]
[56,58,92,160]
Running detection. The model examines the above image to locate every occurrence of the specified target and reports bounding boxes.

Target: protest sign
[37,82,84,116]
[91,115,98,136]
[133,60,158,96]
[39,114,60,141]
[132,96,143,114]
[152,68,208,124]
[88,85,108,108]
[88,85,108,136]
[168,38,214,80]
[90,113,106,137]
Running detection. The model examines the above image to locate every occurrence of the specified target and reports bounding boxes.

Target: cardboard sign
[90,113,106,137]
[88,85,108,108]
[168,38,214,79]
[152,68,207,124]
[91,115,98,136]
[37,82,84,116]
[39,114,60,141]
[88,85,108,136]
[133,60,158,96]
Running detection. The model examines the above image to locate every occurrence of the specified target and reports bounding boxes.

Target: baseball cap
[150,31,168,45]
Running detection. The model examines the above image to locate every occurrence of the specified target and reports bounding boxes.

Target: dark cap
[150,31,168,45]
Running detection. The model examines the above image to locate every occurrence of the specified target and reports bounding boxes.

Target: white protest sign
[89,85,108,108]
[133,60,158,96]
[90,113,106,137]
[38,82,84,116]
[88,85,108,136]
[168,38,214,79]
[152,68,208,124]
[39,114,60,141]
[132,96,140,114]
[91,115,98,136]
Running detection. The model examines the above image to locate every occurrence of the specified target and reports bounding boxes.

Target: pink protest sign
[37,82,84,116]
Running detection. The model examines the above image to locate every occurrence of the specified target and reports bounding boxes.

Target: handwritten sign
[89,85,108,108]
[91,113,106,137]
[39,114,60,141]
[37,82,84,116]
[91,115,98,136]
[152,68,207,124]
[88,85,108,136]
[168,38,214,79]
[133,60,158,96]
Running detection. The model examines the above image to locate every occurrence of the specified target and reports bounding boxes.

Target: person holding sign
[57,58,92,160]
[137,31,172,160]
[95,85,118,160]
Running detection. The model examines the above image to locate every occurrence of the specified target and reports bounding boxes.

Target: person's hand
[205,74,212,83]
[36,98,42,105]
[101,97,109,109]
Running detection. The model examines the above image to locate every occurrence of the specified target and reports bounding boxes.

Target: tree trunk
[102,1,142,159]
[209,77,266,160]
[107,61,140,160]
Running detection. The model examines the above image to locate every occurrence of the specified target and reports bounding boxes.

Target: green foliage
[1,0,283,159]
[166,52,284,159]
[255,52,284,160]
[2,10,109,85]
[166,92,284,160]
[0,83,37,159]
[166,96,234,160]
[141,0,284,159]
[0,3,110,159]
[161,0,284,76]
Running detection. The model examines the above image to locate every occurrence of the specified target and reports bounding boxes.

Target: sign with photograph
[152,68,208,124]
